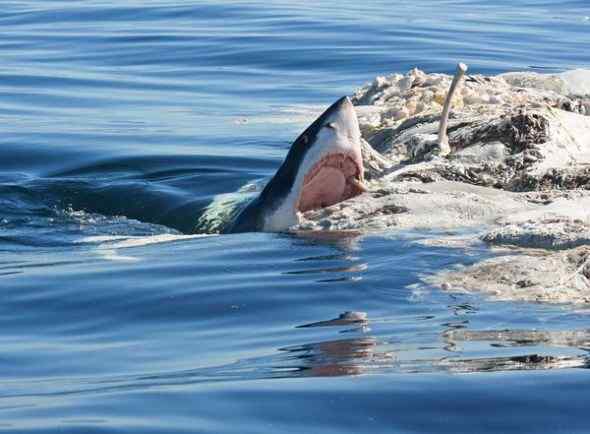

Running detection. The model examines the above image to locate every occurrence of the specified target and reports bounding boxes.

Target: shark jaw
[297,151,366,212]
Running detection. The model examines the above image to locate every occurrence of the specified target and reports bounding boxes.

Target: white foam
[98,249,141,262]
[103,234,213,249]
[74,235,131,244]
[78,233,213,249]
[195,191,249,233]
[78,233,216,262]
[233,105,324,127]
[560,69,590,95]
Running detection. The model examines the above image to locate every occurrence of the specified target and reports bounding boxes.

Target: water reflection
[279,337,389,377]
[282,312,379,377]
[297,311,369,329]
[2,315,589,401]
[278,315,590,376]
[432,354,589,373]
[283,264,367,276]
[424,328,590,373]
[284,231,367,282]
[292,230,363,249]
[444,329,590,350]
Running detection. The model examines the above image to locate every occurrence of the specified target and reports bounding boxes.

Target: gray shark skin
[227,96,363,233]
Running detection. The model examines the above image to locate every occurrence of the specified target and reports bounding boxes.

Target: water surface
[1,1,590,432]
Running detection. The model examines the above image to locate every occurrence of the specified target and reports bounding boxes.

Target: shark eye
[325,122,337,130]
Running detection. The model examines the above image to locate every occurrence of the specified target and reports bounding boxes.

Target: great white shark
[227,96,367,233]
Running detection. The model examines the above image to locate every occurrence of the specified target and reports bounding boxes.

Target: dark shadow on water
[0,153,278,236]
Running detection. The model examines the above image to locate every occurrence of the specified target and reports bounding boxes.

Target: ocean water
[1,1,590,432]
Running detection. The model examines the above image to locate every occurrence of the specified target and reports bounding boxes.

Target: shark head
[229,96,365,233]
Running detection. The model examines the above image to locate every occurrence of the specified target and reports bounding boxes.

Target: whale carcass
[295,66,590,304]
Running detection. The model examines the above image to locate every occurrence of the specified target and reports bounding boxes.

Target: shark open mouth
[297,152,365,212]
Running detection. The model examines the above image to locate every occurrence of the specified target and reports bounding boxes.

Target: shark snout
[325,96,361,140]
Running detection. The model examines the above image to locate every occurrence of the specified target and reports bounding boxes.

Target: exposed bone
[438,63,468,156]
[349,177,369,193]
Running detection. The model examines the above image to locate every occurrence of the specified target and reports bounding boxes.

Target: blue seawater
[1,1,590,432]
